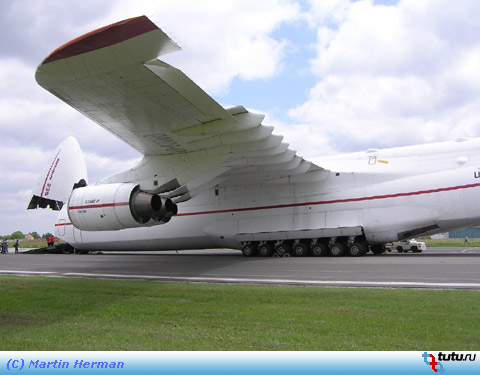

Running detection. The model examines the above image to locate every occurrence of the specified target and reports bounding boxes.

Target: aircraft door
[57,219,66,236]
[73,226,83,243]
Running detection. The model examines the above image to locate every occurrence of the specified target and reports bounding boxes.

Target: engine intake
[68,183,177,231]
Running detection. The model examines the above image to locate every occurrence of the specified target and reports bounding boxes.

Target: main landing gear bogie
[241,238,373,258]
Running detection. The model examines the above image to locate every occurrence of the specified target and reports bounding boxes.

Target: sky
[2,0,480,235]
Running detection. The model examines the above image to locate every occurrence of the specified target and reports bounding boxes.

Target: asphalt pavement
[1,247,479,289]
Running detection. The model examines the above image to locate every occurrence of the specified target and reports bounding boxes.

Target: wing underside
[36,16,322,202]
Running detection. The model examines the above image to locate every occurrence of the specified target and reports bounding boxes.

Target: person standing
[14,239,19,254]
[47,235,56,247]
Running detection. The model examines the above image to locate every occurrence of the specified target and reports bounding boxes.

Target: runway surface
[1,247,480,289]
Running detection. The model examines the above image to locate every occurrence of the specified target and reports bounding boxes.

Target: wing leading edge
[36,16,323,202]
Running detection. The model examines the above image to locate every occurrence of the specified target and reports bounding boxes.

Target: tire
[310,242,327,257]
[396,246,404,253]
[371,244,386,255]
[242,243,257,257]
[329,243,346,257]
[258,243,274,257]
[348,242,367,257]
[274,242,291,257]
[412,246,422,253]
[293,242,308,257]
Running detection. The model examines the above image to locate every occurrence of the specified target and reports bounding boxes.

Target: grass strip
[422,238,480,247]
[0,276,479,350]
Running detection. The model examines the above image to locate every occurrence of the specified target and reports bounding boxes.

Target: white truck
[396,239,427,253]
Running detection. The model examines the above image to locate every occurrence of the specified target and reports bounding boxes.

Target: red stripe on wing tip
[42,15,158,64]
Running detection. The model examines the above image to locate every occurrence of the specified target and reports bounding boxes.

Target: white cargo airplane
[29,16,480,257]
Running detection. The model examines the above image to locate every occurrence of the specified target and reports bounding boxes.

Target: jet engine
[67,183,177,231]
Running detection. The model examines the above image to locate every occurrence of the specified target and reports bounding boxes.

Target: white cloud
[305,0,351,25]
[106,0,301,94]
[288,0,480,154]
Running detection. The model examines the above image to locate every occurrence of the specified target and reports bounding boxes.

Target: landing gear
[329,242,346,257]
[371,244,386,255]
[348,242,367,257]
[258,242,274,257]
[292,242,309,257]
[274,241,292,257]
[241,236,376,258]
[242,242,257,257]
[310,242,327,257]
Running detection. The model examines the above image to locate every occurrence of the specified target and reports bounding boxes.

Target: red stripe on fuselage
[66,182,480,219]
[55,222,73,227]
[68,202,130,210]
[175,182,480,217]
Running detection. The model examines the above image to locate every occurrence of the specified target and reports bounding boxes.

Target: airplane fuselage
[55,137,480,254]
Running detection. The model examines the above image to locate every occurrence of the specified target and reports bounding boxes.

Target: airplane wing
[36,16,322,202]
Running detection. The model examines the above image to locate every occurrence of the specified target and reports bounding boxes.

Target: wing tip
[41,15,158,65]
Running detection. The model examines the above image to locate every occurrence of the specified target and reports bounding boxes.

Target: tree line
[1,231,53,240]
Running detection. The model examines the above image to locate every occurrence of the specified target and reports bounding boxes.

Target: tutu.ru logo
[422,352,445,373]
[423,351,476,373]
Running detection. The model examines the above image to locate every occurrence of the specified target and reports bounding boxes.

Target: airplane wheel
[242,243,257,257]
[329,243,346,257]
[310,242,327,257]
[258,243,274,257]
[371,244,386,255]
[293,242,308,257]
[274,242,291,257]
[348,242,367,257]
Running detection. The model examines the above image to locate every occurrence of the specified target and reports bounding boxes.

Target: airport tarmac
[1,247,480,289]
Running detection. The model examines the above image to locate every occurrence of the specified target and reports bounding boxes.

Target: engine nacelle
[68,183,177,231]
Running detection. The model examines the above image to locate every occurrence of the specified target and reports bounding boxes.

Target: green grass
[1,276,479,350]
[422,238,480,247]
[13,239,66,249]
